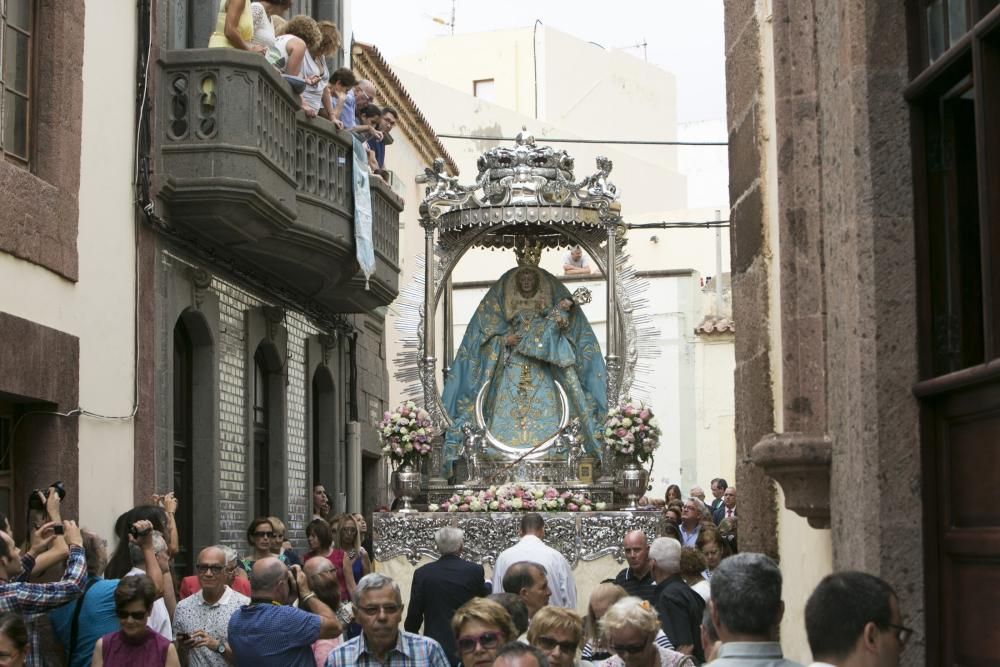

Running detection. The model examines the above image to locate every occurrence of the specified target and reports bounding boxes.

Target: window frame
[1,0,36,167]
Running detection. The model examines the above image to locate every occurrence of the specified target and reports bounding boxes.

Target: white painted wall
[0,1,139,535]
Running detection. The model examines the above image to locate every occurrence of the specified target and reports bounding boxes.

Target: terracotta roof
[351,41,459,176]
[694,315,735,336]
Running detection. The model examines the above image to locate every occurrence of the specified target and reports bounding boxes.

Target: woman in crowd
[301,20,343,121]
[452,598,518,667]
[664,485,682,504]
[582,584,673,662]
[695,528,731,579]
[303,517,351,598]
[0,613,28,667]
[207,0,257,51]
[92,575,179,667]
[238,517,278,574]
[249,0,292,54]
[527,607,585,667]
[336,514,370,600]
[353,513,374,568]
[663,506,681,528]
[679,548,710,602]
[599,597,694,667]
[272,14,319,94]
[267,516,301,567]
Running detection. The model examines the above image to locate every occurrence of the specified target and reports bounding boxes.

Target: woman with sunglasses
[600,597,694,667]
[0,613,27,667]
[581,584,673,663]
[451,598,517,667]
[527,607,587,667]
[239,517,285,574]
[92,575,179,667]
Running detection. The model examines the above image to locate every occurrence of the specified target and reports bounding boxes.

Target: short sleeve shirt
[228,603,322,667]
[563,251,589,268]
[173,586,249,667]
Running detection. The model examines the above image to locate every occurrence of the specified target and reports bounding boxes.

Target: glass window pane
[3,91,28,158]
[978,0,999,19]
[928,0,947,62]
[3,28,30,94]
[6,0,31,31]
[948,0,968,44]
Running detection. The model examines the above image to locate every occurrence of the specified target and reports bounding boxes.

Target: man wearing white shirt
[491,513,576,609]
[804,571,909,667]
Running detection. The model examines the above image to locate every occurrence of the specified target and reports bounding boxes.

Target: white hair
[648,537,681,574]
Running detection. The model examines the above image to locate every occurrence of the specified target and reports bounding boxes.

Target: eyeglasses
[358,603,402,616]
[116,610,148,621]
[611,639,649,655]
[457,631,503,653]
[196,564,225,574]
[535,636,579,653]
[253,531,275,538]
[887,623,913,647]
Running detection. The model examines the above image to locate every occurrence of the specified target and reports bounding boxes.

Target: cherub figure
[460,422,484,483]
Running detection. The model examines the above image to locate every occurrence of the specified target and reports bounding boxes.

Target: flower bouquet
[378,401,434,470]
[601,398,661,465]
[427,483,604,513]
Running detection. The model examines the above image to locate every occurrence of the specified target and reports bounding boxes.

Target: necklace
[346,548,358,559]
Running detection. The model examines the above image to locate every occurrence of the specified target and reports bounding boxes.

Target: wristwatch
[217,641,226,655]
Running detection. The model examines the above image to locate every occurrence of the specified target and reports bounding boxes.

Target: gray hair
[648,536,681,574]
[353,572,402,606]
[128,530,167,566]
[494,642,550,667]
[687,497,711,521]
[434,526,464,555]
[218,545,239,565]
[710,552,782,636]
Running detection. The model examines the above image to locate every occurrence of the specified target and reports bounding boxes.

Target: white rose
[622,417,632,428]
[489,500,499,510]
[595,502,607,511]
[469,500,482,511]
[428,503,440,512]
[581,505,592,512]
[511,498,523,509]
[447,504,458,512]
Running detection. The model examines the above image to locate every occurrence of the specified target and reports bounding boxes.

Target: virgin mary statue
[441,243,607,477]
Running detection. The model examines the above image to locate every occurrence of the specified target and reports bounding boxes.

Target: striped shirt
[325,629,450,667]
[581,629,674,661]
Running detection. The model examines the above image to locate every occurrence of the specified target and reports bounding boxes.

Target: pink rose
[458,504,470,512]
[567,503,579,511]
[616,428,627,438]
[640,409,650,419]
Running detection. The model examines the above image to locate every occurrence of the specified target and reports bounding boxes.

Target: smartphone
[176,633,190,642]
[52,524,65,535]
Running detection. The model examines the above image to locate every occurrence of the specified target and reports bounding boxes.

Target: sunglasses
[457,631,503,653]
[253,531,275,538]
[887,623,914,647]
[116,610,148,621]
[535,636,579,653]
[196,564,225,574]
[611,640,649,655]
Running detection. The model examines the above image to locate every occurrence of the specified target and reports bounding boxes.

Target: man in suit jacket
[405,526,489,666]
[709,478,728,515]
[713,485,737,524]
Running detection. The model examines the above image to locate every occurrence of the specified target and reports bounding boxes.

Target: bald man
[174,546,249,665]
[614,530,658,603]
[228,557,342,666]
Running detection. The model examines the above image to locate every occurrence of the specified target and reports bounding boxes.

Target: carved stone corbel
[750,432,833,528]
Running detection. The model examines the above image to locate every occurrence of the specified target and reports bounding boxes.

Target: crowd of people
[206,0,398,180]
[0,479,910,667]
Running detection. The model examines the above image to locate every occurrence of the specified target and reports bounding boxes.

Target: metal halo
[474,380,570,460]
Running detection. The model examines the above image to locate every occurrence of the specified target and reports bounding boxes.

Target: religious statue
[440,239,607,477]
[559,418,583,481]
[460,422,485,483]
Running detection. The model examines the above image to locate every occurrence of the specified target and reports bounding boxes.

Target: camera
[129,524,152,539]
[28,481,66,511]
[52,524,65,535]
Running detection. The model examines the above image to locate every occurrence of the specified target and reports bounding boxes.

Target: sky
[350,0,727,124]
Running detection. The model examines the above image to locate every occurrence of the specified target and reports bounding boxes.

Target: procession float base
[373,511,662,616]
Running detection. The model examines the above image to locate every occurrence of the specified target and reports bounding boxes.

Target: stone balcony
[153,49,404,312]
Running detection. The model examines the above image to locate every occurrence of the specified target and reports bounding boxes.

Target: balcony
[153,49,404,312]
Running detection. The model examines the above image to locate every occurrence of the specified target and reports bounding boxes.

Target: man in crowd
[127,530,173,638]
[370,107,398,173]
[493,642,550,667]
[709,478,728,515]
[679,499,706,547]
[305,556,352,665]
[648,536,704,661]
[174,546,249,665]
[614,530,658,603]
[324,67,358,127]
[714,486,737,524]
[502,562,551,621]
[562,245,592,275]
[805,571,909,667]
[228,556,342,665]
[707,552,801,666]
[325,573,450,667]
[492,513,576,609]
[180,545,251,600]
[49,522,162,667]
[691,487,707,504]
[339,79,378,130]
[0,519,86,666]
[406,527,488,666]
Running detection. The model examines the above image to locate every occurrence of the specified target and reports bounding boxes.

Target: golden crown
[514,238,543,267]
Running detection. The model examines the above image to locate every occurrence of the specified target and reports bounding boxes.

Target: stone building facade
[724,0,1000,663]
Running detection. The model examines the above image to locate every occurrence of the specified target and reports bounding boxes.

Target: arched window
[172,320,194,575]
[311,365,337,498]
[253,346,272,516]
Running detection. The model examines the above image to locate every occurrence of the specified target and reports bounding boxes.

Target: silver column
[605,222,620,405]
[421,217,447,484]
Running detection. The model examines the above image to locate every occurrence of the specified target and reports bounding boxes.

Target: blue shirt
[228,603,321,666]
[339,90,357,129]
[49,576,120,667]
[325,629,449,667]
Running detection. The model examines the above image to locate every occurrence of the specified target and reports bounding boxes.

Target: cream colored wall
[693,337,736,489]
[0,1,139,535]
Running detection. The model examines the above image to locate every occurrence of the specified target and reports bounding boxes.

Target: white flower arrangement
[430,483,598,513]
[600,398,661,464]
[378,401,434,469]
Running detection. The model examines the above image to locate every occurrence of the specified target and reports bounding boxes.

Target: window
[473,79,496,103]
[909,0,1000,377]
[0,409,11,522]
[253,346,271,516]
[1,0,33,165]
[172,321,194,575]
